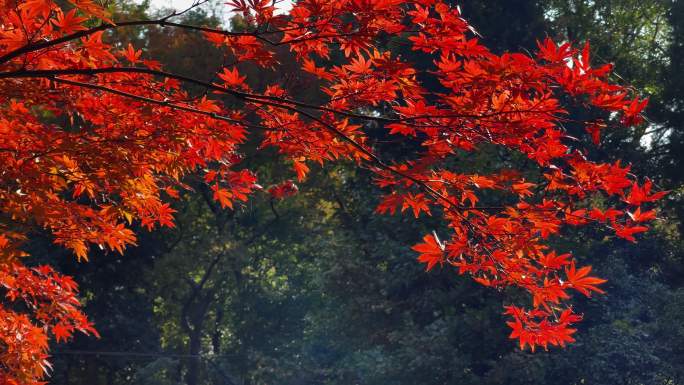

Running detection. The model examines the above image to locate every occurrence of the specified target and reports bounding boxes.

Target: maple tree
[0,0,664,383]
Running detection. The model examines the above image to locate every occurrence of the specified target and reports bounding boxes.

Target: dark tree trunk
[185,328,203,385]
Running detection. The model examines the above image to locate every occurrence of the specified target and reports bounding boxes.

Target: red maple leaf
[564,262,606,296]
[412,234,445,271]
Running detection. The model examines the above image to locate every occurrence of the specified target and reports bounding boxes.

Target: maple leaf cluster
[0,0,663,382]
[0,262,97,384]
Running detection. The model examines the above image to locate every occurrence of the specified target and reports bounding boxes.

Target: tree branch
[0,67,557,124]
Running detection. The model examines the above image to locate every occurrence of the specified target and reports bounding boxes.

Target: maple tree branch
[0,18,280,65]
[49,77,429,196]
[0,67,375,121]
[7,68,466,214]
[7,79,579,265]
[4,71,602,234]
[0,67,311,110]
[0,67,556,127]
[45,77,457,215]
[0,11,366,65]
[284,105,471,213]
[47,76,268,131]
[2,67,508,215]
